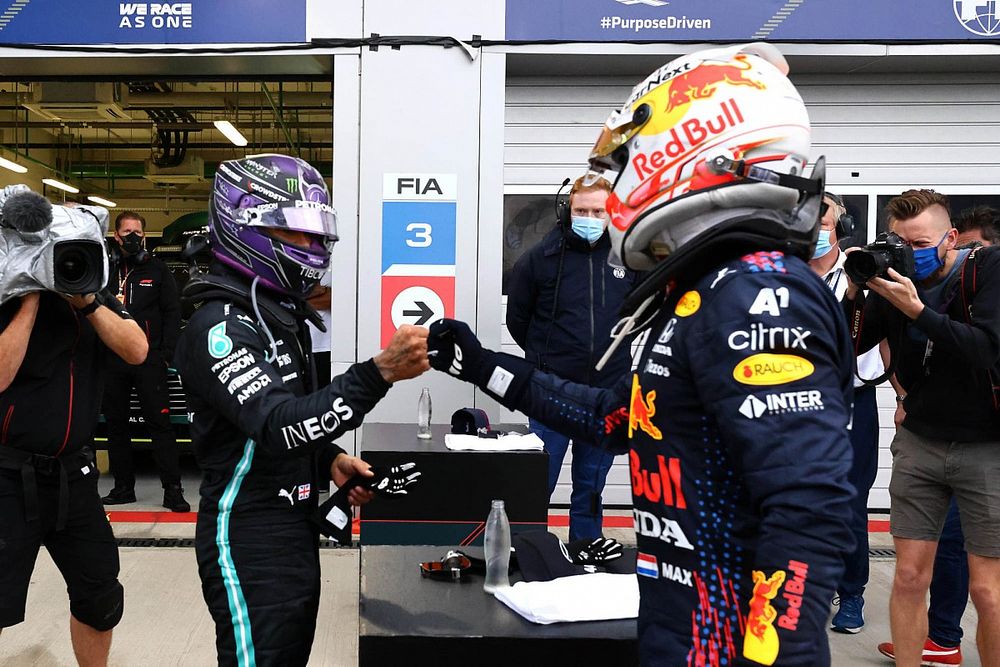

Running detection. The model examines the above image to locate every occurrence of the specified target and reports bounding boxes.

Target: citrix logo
[727,324,811,352]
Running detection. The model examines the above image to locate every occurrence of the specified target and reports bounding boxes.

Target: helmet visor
[242,201,338,241]
[588,106,648,172]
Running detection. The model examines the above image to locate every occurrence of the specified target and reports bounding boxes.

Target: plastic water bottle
[417,387,432,439]
[483,499,511,593]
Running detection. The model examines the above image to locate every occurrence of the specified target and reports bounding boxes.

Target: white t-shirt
[822,249,885,387]
[307,271,333,353]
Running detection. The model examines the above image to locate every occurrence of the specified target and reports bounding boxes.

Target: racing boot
[163,483,191,513]
[102,485,136,505]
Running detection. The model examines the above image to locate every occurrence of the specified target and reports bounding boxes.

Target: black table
[359,545,639,666]
[359,423,549,545]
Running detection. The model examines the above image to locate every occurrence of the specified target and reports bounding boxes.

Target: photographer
[0,194,148,664]
[101,211,189,512]
[845,189,1000,666]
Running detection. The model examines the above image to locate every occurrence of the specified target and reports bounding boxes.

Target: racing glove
[567,537,624,566]
[369,462,421,496]
[428,319,536,409]
[313,462,422,545]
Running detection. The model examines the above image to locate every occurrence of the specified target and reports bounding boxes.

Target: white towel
[444,432,544,452]
[493,573,639,624]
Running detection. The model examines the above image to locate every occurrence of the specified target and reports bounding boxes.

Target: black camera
[844,232,915,285]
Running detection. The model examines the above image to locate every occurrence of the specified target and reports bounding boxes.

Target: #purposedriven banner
[506,0,1000,42]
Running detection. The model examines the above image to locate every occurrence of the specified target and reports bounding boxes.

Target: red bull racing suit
[173,296,391,666]
[444,251,855,665]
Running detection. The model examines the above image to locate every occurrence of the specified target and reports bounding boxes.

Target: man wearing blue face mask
[845,189,1000,667]
[809,192,886,635]
[506,175,641,540]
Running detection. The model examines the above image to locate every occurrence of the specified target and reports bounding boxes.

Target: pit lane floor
[0,460,982,666]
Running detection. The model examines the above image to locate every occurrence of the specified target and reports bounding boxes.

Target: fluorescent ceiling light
[42,178,79,194]
[87,195,117,208]
[0,156,27,173]
[214,120,248,147]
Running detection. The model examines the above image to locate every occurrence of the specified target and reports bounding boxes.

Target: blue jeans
[928,499,968,647]
[838,386,879,597]
[530,418,614,541]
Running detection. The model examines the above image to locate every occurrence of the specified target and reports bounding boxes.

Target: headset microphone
[554,177,571,228]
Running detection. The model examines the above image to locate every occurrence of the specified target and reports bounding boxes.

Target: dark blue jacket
[506,225,641,387]
[490,250,855,666]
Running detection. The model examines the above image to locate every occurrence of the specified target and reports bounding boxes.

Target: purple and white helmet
[208,153,337,297]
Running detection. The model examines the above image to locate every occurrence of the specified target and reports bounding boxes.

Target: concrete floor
[0,459,982,666]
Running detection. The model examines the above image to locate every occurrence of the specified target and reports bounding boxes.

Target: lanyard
[118,265,133,305]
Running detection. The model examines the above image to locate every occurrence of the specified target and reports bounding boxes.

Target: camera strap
[848,291,901,387]
[956,246,1000,411]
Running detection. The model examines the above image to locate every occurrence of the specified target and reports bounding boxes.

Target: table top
[360,422,532,454]
[359,545,637,640]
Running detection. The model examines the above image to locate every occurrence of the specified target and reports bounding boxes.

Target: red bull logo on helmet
[664,54,764,113]
[632,98,746,181]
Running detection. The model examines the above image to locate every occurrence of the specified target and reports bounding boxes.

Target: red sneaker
[877,638,962,666]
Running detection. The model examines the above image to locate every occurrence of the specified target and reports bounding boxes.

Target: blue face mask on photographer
[570,216,605,244]
[812,229,834,259]
[912,231,949,280]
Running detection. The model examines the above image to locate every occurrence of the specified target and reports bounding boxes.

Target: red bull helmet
[588,43,812,271]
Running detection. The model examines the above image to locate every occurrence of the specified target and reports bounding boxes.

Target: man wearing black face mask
[100,211,189,512]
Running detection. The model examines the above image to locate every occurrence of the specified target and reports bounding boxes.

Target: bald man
[845,189,1000,667]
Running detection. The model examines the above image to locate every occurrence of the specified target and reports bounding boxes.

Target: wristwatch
[895,394,906,403]
[77,298,100,316]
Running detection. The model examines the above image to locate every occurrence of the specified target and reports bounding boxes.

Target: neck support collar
[182,268,324,332]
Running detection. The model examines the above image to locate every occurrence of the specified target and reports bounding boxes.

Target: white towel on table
[492,573,639,624]
[444,432,544,451]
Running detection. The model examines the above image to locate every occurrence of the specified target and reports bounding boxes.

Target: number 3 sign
[380,173,458,347]
[380,173,457,273]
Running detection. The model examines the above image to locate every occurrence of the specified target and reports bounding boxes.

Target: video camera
[844,232,915,285]
[0,185,110,305]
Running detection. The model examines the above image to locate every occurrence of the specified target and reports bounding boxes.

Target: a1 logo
[748,287,789,316]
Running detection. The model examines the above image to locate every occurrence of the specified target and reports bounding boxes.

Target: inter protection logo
[954,1,1000,36]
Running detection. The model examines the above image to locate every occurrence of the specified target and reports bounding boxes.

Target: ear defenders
[826,192,854,240]
[554,177,571,228]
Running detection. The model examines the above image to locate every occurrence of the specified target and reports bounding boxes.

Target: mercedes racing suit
[467,251,855,666]
[173,297,391,667]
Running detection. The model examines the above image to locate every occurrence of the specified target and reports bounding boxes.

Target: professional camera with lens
[844,232,915,285]
[0,185,110,305]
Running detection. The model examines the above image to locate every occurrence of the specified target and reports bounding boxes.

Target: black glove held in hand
[428,319,536,408]
[369,462,421,497]
[313,462,423,544]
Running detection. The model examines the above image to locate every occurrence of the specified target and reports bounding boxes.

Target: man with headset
[808,192,886,634]
[505,175,640,541]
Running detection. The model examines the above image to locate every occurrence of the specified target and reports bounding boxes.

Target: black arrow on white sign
[402,301,435,326]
